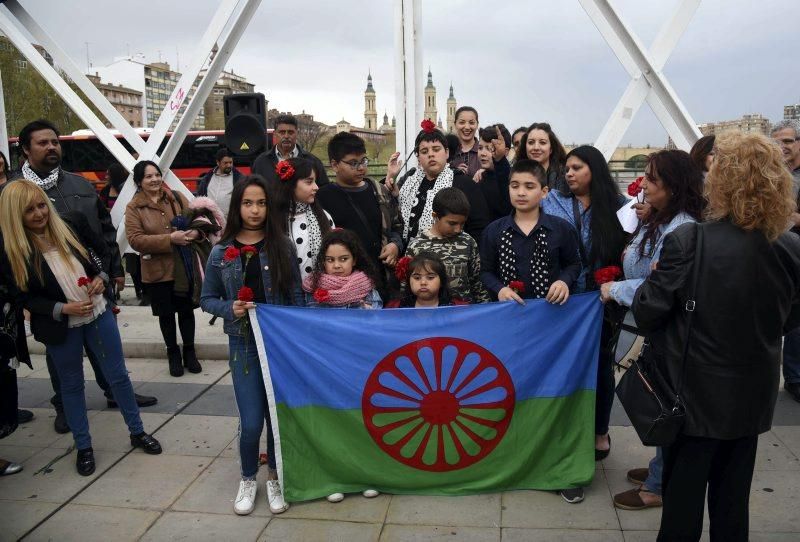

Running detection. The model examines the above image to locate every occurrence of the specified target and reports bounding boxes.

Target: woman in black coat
[632,131,800,542]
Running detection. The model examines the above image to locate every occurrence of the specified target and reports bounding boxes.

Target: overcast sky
[16,0,800,147]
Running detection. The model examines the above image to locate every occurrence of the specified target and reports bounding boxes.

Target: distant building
[96,56,205,130]
[423,69,438,123]
[87,73,143,128]
[0,35,54,68]
[336,118,386,143]
[364,72,378,131]
[379,112,395,134]
[201,69,256,130]
[785,103,800,121]
[698,113,771,137]
[446,83,457,133]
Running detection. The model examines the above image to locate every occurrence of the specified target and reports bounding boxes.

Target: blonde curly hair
[705,131,795,241]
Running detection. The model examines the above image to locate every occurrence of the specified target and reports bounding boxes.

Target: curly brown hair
[705,131,795,241]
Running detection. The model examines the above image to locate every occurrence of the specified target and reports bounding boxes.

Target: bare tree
[296,120,328,153]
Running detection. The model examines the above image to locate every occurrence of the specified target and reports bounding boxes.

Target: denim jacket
[200,240,305,336]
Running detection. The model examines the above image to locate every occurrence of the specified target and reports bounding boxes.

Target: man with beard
[7,119,157,433]
[196,147,243,217]
[252,114,329,189]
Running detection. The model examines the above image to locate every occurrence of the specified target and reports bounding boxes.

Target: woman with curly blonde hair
[632,131,800,542]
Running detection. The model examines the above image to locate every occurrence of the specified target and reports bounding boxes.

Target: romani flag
[251,293,602,502]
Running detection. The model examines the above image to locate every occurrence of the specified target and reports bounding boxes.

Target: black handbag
[615,223,703,447]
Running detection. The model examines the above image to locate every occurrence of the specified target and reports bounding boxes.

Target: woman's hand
[62,300,94,317]
[185,229,201,241]
[599,282,615,304]
[497,286,525,305]
[232,300,255,318]
[87,276,105,296]
[633,202,651,221]
[170,230,191,246]
[546,280,570,305]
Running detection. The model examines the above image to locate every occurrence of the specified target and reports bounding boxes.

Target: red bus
[8,129,273,193]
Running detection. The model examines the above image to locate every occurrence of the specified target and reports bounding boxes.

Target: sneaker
[559,487,585,504]
[362,489,380,498]
[326,492,344,503]
[267,479,289,514]
[233,479,258,515]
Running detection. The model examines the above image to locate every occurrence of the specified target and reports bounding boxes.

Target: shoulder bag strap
[675,222,703,397]
[571,197,589,268]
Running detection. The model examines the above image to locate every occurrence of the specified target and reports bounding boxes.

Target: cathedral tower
[446,83,457,133]
[423,68,438,123]
[364,72,377,130]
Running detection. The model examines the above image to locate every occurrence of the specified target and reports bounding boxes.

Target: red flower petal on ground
[237,286,255,302]
[77,276,90,287]
[395,256,412,282]
[313,288,331,303]
[275,160,295,182]
[420,119,436,133]
[223,246,241,262]
[111,306,121,315]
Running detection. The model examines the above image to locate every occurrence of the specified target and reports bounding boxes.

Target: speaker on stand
[224,92,267,156]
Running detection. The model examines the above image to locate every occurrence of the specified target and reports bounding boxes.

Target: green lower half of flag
[276,390,596,502]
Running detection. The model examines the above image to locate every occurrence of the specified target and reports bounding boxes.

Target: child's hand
[545,280,569,305]
[232,300,255,318]
[498,287,525,305]
[473,169,484,183]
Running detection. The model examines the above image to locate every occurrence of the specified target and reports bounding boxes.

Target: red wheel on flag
[362,337,515,472]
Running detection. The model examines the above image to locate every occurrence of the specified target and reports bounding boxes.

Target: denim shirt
[200,240,305,336]
[609,212,696,307]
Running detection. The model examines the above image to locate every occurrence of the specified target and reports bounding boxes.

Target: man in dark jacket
[251,114,329,188]
[9,120,157,433]
[195,147,244,217]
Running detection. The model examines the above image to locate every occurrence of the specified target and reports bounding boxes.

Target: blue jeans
[46,310,143,450]
[644,447,663,495]
[783,328,800,384]
[229,334,276,478]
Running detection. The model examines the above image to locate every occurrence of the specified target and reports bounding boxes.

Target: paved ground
[2,301,799,541]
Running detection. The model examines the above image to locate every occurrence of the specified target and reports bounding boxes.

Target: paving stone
[280,492,390,523]
[386,494,500,527]
[0,447,125,504]
[749,533,800,541]
[0,408,72,448]
[26,503,159,542]
[379,524,499,542]
[503,528,624,541]
[219,434,240,458]
[141,511,267,541]
[599,426,657,471]
[605,468,672,532]
[260,518,381,542]
[756,431,800,470]
[74,453,209,510]
[622,531,709,541]
[772,390,800,425]
[77,411,172,453]
[172,456,274,517]
[0,500,59,542]
[151,414,237,456]
[772,426,800,458]
[141,358,230,385]
[501,471,619,530]
[749,470,800,533]
[180,382,238,416]
[125,381,210,414]
[0,444,47,464]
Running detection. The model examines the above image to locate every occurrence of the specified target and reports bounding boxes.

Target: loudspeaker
[224,93,267,156]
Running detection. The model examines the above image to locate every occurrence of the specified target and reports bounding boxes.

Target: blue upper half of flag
[254,293,603,410]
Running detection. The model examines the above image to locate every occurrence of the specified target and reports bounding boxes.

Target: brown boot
[613,487,662,510]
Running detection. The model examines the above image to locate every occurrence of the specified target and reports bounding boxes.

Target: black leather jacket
[633,221,800,439]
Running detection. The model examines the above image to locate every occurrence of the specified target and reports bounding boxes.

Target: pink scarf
[302,271,373,306]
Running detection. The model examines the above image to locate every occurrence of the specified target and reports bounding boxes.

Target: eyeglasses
[774,138,799,146]
[339,158,369,169]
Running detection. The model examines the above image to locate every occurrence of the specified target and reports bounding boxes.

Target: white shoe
[326,492,345,503]
[267,479,289,514]
[24,320,32,337]
[233,479,258,515]
[362,489,379,498]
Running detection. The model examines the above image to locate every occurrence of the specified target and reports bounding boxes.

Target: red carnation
[223,246,241,262]
[395,256,412,282]
[77,276,90,288]
[111,306,121,315]
[509,280,525,294]
[241,245,258,258]
[627,177,643,197]
[312,288,331,303]
[420,119,436,133]
[593,265,623,286]
[237,286,255,303]
[275,160,295,182]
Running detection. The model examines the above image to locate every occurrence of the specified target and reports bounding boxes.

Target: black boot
[76,447,95,476]
[183,345,202,374]
[167,346,184,377]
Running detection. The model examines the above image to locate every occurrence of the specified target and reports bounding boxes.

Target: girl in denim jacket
[200,175,304,517]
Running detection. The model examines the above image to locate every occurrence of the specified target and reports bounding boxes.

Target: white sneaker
[326,492,345,503]
[24,320,32,337]
[233,479,258,515]
[362,489,380,498]
[267,479,289,514]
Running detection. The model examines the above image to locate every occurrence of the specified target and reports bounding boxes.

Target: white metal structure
[579,0,702,160]
[393,0,423,166]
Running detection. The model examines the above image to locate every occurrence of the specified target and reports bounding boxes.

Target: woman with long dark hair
[201,174,302,515]
[517,122,569,194]
[542,145,628,467]
[600,149,705,511]
[273,157,333,281]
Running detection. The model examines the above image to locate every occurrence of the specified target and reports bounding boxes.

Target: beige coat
[125,189,188,284]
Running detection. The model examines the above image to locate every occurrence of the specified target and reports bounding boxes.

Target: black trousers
[124,253,144,296]
[46,343,112,411]
[658,433,758,542]
[595,317,615,435]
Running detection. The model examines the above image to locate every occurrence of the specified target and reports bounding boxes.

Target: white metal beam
[393,0,423,166]
[579,0,702,158]
[0,69,8,161]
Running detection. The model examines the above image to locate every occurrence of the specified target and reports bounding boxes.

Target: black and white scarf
[498,227,551,299]
[399,166,454,240]
[22,161,60,191]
